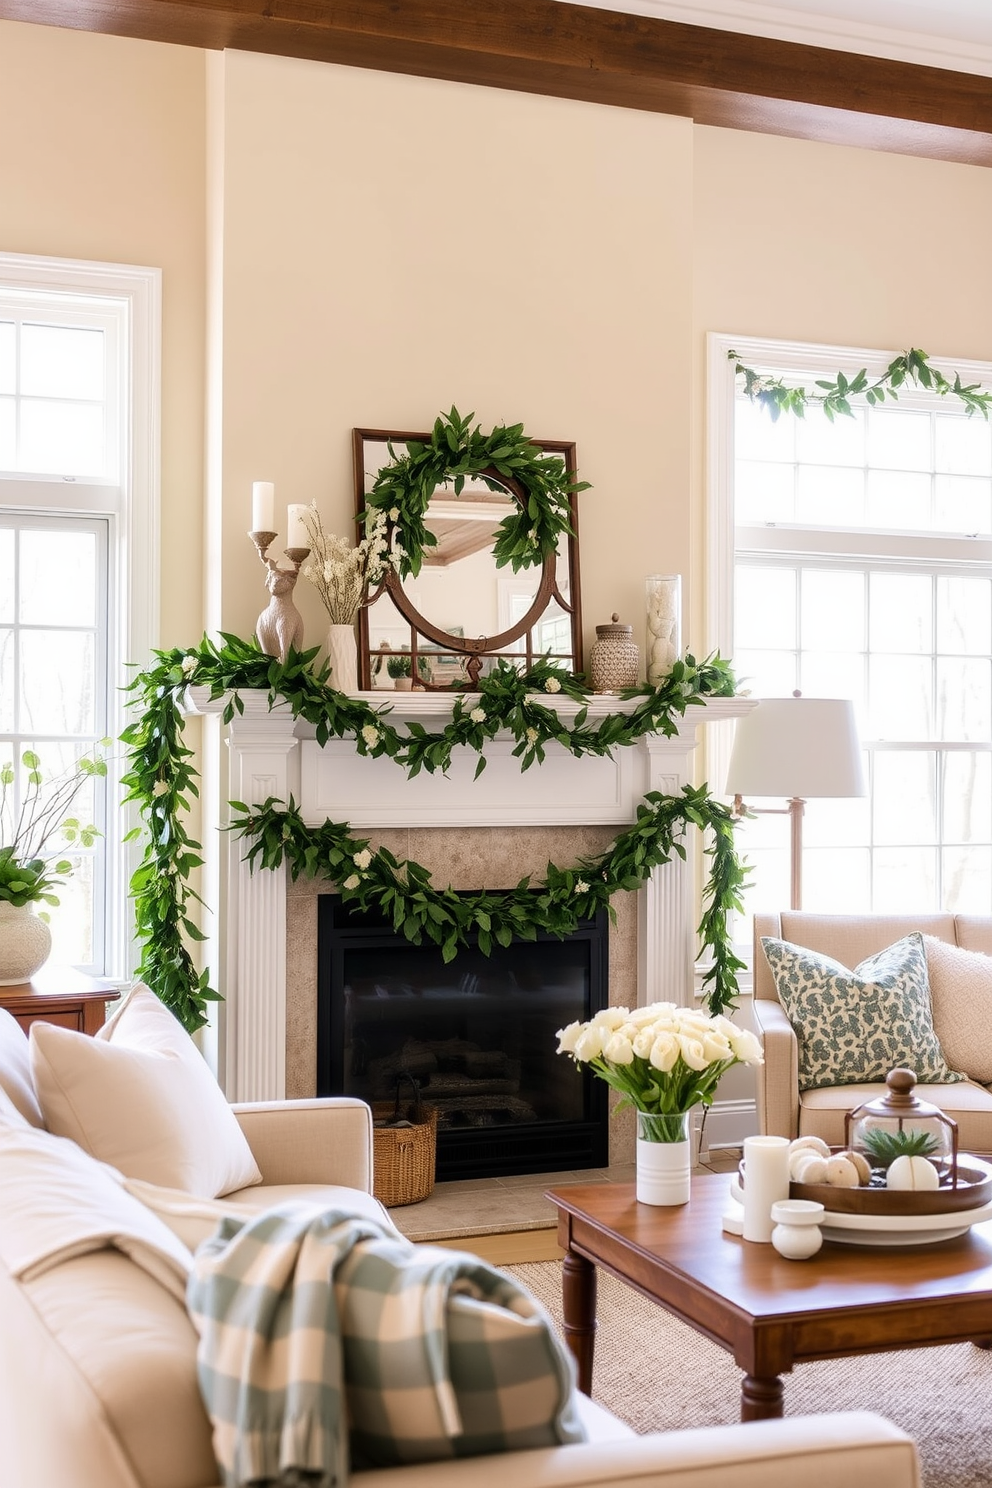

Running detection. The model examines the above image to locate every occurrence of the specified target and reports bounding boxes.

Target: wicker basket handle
[393,1070,423,1125]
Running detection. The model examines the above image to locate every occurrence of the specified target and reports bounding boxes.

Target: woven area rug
[507,1260,992,1488]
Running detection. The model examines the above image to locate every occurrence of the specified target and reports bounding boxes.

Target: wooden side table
[0,967,121,1036]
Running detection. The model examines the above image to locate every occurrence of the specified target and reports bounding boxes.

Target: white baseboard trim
[698,1098,758,1155]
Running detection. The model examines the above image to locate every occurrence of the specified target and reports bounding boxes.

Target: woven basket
[371,1075,437,1207]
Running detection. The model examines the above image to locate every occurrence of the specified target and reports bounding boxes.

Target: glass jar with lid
[845,1068,959,1187]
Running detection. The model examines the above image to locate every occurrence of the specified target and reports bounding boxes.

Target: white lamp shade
[725,697,866,800]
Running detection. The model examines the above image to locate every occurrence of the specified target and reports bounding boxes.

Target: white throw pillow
[0,1006,44,1127]
[0,1123,192,1302]
[30,985,262,1198]
[925,936,992,1084]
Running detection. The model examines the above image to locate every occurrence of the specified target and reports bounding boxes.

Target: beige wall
[4,21,989,667]
[693,125,992,359]
[210,50,693,653]
[0,20,207,648]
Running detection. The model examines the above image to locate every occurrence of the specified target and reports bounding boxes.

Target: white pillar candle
[742,1135,791,1243]
[251,481,275,532]
[286,503,309,549]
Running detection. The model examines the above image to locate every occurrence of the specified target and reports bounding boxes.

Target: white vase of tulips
[557,1002,763,1206]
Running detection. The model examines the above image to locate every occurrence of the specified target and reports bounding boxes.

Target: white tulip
[603,1032,635,1065]
[677,1033,710,1071]
[556,1021,583,1054]
[700,1030,733,1063]
[630,1002,676,1025]
[649,1031,680,1073]
[632,1028,656,1059]
[574,1026,605,1062]
[728,1028,763,1064]
[593,1006,630,1032]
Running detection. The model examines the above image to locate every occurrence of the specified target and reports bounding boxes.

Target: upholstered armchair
[751,911,992,1149]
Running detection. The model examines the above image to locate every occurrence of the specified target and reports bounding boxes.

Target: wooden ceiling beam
[2,0,990,166]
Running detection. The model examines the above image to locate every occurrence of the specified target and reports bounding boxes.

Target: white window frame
[707,331,992,658]
[0,252,161,981]
[706,331,992,962]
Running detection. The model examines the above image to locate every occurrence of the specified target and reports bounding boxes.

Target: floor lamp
[725,696,866,912]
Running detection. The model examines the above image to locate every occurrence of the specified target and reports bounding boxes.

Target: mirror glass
[353,429,583,690]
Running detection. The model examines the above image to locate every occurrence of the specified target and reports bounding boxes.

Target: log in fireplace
[316,893,609,1181]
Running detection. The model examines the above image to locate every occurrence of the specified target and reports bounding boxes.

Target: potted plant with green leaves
[0,747,107,985]
[386,654,432,691]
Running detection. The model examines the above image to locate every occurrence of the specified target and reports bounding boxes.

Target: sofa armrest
[351,1412,919,1488]
[751,998,800,1139]
[232,1098,373,1192]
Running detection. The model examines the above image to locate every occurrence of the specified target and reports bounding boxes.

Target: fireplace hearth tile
[386,1153,737,1243]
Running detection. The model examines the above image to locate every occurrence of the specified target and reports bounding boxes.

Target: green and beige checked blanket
[187,1203,585,1488]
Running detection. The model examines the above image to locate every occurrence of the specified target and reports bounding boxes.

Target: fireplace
[189,686,755,1149]
[316,893,609,1180]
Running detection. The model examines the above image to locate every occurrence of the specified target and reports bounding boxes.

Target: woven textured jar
[590,612,640,693]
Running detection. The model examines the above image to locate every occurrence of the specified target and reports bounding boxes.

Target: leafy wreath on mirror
[121,636,746,1034]
[361,406,589,579]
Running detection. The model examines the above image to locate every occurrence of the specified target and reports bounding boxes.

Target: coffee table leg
[562,1248,597,1395]
[741,1374,784,1421]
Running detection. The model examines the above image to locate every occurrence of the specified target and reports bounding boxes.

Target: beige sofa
[0,1008,921,1488]
[752,912,992,1146]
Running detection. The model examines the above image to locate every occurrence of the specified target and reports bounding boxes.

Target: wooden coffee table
[548,1174,992,1421]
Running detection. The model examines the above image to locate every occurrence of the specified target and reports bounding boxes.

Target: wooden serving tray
[742,1153,992,1216]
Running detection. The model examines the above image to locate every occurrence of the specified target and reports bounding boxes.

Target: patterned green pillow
[760,932,965,1092]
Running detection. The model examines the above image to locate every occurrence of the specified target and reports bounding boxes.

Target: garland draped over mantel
[121,635,747,1033]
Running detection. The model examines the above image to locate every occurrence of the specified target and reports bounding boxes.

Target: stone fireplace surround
[189,688,754,1160]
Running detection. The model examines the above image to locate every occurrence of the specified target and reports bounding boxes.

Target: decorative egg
[789,1136,831,1159]
[836,1149,872,1185]
[886,1155,940,1191]
[825,1155,861,1188]
[792,1154,828,1185]
[789,1147,817,1180]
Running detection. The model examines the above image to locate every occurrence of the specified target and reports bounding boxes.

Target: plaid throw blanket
[187,1203,583,1488]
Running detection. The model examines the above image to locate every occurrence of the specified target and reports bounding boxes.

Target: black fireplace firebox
[316,894,609,1181]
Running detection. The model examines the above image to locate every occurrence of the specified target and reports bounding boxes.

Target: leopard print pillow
[760,932,964,1092]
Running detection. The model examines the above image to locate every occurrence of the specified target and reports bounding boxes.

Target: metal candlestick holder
[249,530,311,663]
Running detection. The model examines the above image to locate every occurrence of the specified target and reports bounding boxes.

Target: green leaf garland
[729,347,992,423]
[122,637,746,1032]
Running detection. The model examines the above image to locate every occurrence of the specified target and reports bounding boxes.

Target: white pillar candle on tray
[742,1135,791,1243]
[286,503,309,549]
[251,481,275,533]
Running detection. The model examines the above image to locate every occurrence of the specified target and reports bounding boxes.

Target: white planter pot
[635,1109,692,1206]
[0,901,53,985]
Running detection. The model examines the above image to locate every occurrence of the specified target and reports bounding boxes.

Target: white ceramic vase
[0,900,53,985]
[326,623,358,694]
[635,1109,692,1206]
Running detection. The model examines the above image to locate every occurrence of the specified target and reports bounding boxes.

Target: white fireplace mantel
[186,688,755,1103]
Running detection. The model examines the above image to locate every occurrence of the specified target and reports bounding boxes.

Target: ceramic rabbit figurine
[256,557,304,663]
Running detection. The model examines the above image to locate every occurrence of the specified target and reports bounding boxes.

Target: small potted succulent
[0,747,106,984]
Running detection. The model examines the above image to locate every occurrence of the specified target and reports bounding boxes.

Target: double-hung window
[710,334,992,940]
[0,254,160,978]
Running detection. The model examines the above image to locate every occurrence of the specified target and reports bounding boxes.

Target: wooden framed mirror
[353,427,583,690]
